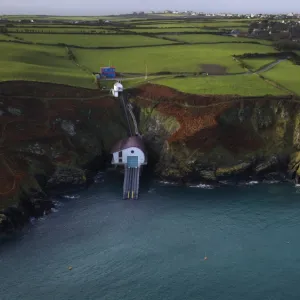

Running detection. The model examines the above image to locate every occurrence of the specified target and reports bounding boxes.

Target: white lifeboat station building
[111,136,147,168]
[110,80,147,199]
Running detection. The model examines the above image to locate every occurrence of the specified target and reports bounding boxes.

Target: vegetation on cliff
[0,81,128,210]
[133,83,300,183]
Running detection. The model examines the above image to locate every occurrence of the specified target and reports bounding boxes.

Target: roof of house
[111,136,146,154]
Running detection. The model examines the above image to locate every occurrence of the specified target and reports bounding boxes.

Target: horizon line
[0,11,299,17]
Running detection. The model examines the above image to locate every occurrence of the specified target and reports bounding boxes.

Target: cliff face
[131,84,300,184]
[0,81,128,233]
[1,81,300,234]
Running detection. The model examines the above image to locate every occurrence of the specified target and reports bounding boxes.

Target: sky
[1,0,299,16]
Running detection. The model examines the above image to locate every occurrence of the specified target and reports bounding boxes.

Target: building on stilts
[110,81,147,199]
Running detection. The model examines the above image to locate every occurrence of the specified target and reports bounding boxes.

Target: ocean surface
[1,175,300,300]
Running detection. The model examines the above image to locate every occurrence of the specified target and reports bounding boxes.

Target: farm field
[0,34,16,41]
[8,27,116,33]
[242,58,277,70]
[263,61,300,95]
[3,15,104,21]
[11,33,176,47]
[129,26,251,33]
[0,42,94,88]
[135,21,248,28]
[129,28,205,33]
[0,15,298,96]
[154,75,285,96]
[160,34,270,44]
[72,43,277,74]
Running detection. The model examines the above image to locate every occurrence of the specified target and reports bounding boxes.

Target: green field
[0,16,296,96]
[11,33,175,47]
[129,27,250,33]
[161,34,267,44]
[136,21,249,28]
[8,27,116,33]
[129,28,205,33]
[7,24,115,28]
[2,15,103,21]
[263,61,300,95]
[73,43,277,74]
[155,75,285,96]
[242,58,276,71]
[2,15,146,22]
[0,42,94,88]
[0,34,15,41]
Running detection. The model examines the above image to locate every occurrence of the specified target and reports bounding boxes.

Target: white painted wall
[114,82,123,92]
[112,147,145,165]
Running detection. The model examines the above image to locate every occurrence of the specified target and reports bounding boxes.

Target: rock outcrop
[0,81,128,235]
[132,84,300,184]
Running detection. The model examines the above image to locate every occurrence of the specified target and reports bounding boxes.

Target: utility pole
[145,63,148,80]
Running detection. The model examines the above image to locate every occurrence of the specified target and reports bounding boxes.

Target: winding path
[252,58,289,74]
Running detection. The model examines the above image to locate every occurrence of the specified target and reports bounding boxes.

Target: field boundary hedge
[0,37,271,50]
[234,51,300,65]
[0,39,184,49]
[258,74,297,96]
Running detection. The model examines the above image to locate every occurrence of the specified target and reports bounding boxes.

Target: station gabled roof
[111,136,146,154]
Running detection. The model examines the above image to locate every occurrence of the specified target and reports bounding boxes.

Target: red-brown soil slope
[0,81,120,205]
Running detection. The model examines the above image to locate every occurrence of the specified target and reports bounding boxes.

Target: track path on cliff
[0,94,111,101]
[252,58,289,74]
[101,57,289,81]
[134,94,299,110]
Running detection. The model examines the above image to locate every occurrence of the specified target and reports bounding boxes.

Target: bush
[0,27,8,33]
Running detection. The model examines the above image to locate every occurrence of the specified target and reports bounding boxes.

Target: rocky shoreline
[0,166,99,237]
[1,81,300,237]
[0,165,295,237]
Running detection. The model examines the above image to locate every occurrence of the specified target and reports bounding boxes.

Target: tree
[0,27,8,33]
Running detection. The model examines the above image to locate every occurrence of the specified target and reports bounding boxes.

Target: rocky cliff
[130,84,300,184]
[0,81,128,234]
[1,81,300,235]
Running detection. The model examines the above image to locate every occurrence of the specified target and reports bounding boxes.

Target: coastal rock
[293,114,300,150]
[198,169,217,181]
[251,102,274,131]
[0,213,9,231]
[132,84,300,183]
[0,192,55,235]
[255,156,279,174]
[61,120,76,136]
[19,142,46,156]
[46,166,87,194]
[289,152,300,177]
[1,207,26,231]
[216,161,253,180]
[139,105,180,162]
[7,106,23,116]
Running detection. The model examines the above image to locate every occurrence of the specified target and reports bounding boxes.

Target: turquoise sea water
[1,177,300,300]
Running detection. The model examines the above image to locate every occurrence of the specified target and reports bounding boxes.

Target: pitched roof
[111,136,146,154]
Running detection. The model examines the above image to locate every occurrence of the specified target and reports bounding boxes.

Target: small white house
[111,81,123,98]
[111,136,147,167]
